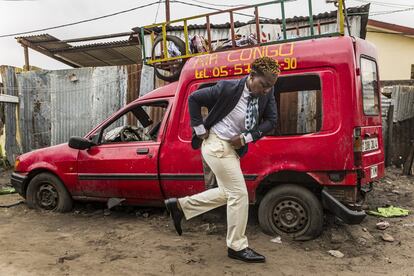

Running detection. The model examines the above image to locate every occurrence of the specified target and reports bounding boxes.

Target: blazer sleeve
[188,81,223,127]
[249,90,277,141]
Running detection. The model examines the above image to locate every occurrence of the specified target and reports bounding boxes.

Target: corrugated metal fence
[381,85,414,167]
[0,64,142,164]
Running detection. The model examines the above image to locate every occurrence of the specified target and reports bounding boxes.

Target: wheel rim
[36,183,59,210]
[272,198,308,234]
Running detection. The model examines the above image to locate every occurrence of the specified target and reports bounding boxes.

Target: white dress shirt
[193,83,254,143]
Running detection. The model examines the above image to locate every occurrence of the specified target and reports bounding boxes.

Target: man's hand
[197,130,209,140]
[230,135,244,149]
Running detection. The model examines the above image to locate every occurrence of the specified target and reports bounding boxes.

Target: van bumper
[11,172,28,197]
[321,188,366,224]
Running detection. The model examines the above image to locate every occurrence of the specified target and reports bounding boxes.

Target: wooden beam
[23,45,30,71]
[0,94,19,104]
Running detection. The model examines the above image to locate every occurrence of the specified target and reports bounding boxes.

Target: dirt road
[1,168,413,276]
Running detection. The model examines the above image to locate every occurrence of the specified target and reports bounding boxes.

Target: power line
[154,0,163,23]
[170,0,272,20]
[0,1,160,39]
[351,0,414,9]
[370,7,414,16]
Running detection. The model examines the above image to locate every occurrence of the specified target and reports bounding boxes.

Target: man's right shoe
[164,198,184,236]
[228,247,266,263]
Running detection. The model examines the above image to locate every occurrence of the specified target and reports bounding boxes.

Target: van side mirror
[68,136,96,150]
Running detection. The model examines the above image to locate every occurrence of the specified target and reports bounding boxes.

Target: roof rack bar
[184,20,190,55]
[280,0,287,39]
[255,7,261,43]
[229,11,236,48]
[162,23,168,59]
[308,0,315,36]
[338,0,345,35]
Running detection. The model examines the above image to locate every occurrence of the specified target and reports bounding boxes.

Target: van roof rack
[139,0,346,79]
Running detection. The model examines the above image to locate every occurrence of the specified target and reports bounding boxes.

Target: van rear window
[361,57,379,115]
[272,74,322,136]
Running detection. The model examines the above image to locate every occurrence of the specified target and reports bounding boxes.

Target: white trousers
[178,133,249,251]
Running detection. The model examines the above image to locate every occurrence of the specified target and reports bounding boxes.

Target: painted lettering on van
[193,43,296,79]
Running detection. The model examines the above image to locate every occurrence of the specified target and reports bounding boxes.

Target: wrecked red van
[11,36,384,239]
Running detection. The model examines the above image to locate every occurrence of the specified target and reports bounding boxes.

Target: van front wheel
[26,173,73,212]
[258,184,323,240]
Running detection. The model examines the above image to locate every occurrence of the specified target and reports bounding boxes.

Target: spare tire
[151,35,186,82]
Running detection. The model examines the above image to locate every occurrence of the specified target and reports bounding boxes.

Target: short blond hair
[251,57,281,76]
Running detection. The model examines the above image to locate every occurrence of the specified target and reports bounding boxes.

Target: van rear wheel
[26,173,73,212]
[258,184,323,240]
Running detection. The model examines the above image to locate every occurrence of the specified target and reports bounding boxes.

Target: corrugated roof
[16,32,140,68]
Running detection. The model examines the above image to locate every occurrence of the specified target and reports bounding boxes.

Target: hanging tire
[151,35,186,82]
[26,172,73,212]
[258,184,323,240]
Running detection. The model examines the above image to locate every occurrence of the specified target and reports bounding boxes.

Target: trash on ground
[0,187,16,195]
[376,221,390,230]
[368,206,410,218]
[270,236,282,244]
[403,223,414,227]
[328,250,344,258]
[381,233,395,242]
[107,198,125,209]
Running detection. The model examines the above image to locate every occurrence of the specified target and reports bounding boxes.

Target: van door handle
[136,148,149,155]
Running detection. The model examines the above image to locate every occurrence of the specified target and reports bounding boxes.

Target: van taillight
[354,127,362,166]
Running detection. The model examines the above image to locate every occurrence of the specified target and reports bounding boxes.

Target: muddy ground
[0,168,413,276]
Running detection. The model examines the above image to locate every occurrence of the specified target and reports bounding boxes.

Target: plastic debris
[0,187,16,195]
[376,221,390,230]
[403,223,414,227]
[328,250,344,258]
[270,236,282,244]
[367,206,410,218]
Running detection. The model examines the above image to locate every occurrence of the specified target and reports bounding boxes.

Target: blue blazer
[188,76,277,157]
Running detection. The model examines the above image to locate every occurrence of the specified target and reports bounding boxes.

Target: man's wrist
[239,134,246,146]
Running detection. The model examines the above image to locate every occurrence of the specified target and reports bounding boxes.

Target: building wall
[366,29,414,80]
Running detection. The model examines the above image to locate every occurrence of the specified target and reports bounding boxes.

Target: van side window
[360,57,379,115]
[271,74,322,136]
[99,102,168,144]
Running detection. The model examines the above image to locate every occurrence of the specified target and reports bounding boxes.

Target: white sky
[0,0,413,70]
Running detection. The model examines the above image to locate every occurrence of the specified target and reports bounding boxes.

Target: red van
[11,36,384,239]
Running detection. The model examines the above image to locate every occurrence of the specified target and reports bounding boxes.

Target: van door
[355,56,385,184]
[77,101,169,201]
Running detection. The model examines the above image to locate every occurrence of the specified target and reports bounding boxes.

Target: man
[165,57,280,263]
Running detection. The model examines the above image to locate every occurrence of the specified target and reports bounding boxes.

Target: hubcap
[36,183,58,210]
[272,199,308,233]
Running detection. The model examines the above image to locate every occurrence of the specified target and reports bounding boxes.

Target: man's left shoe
[228,247,266,263]
[164,198,184,236]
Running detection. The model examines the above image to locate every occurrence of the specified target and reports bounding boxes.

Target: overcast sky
[0,0,413,70]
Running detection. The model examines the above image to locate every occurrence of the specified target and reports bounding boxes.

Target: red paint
[14,36,384,206]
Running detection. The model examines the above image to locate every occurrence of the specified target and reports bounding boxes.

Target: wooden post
[23,45,30,71]
[385,104,394,167]
[165,0,170,23]
[229,11,236,48]
[403,142,414,175]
